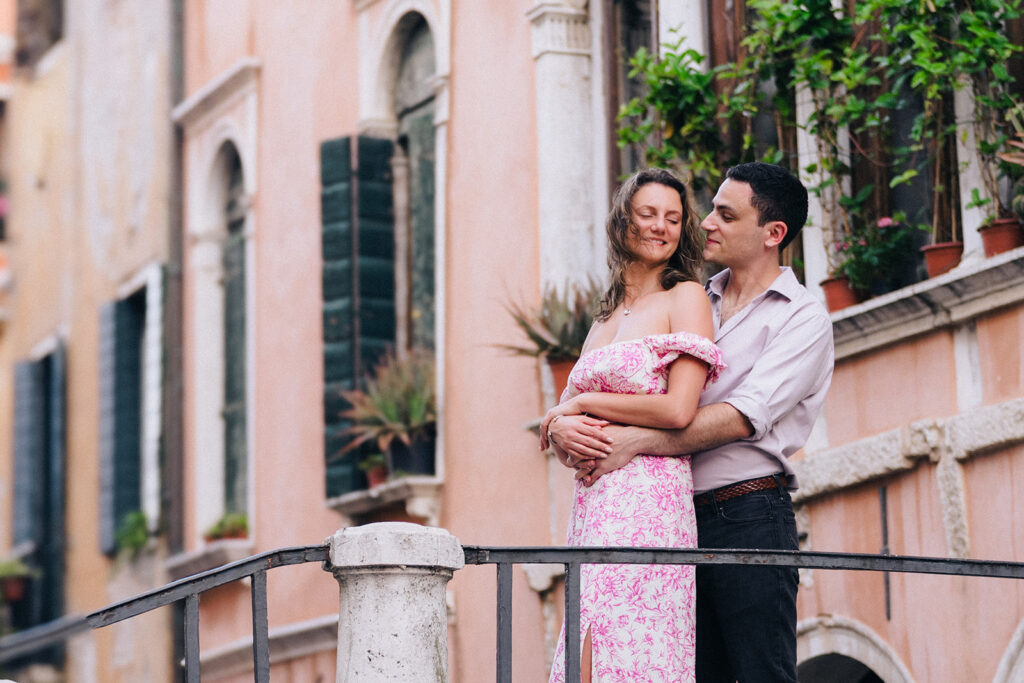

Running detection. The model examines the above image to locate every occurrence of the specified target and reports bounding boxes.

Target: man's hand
[546,413,612,460]
[574,424,643,486]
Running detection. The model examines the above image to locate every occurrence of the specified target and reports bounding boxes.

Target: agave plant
[337,347,436,454]
[499,279,601,363]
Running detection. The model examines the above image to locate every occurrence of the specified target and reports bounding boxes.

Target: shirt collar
[705,266,799,302]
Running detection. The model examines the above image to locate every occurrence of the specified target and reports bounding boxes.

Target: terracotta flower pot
[820,275,861,312]
[364,464,389,488]
[547,358,576,401]
[920,242,963,278]
[1,575,27,602]
[978,218,1024,257]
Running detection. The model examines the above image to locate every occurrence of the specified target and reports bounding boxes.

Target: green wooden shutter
[321,136,359,497]
[355,136,397,371]
[11,347,66,638]
[321,135,396,497]
[13,359,45,547]
[98,298,144,555]
[43,343,67,625]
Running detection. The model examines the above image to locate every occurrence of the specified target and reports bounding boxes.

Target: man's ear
[764,221,787,249]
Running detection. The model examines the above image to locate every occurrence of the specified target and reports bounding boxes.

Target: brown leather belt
[694,474,789,507]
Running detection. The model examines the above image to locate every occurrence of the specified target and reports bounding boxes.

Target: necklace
[623,289,656,316]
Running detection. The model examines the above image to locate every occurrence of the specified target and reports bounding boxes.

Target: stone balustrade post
[327,522,464,683]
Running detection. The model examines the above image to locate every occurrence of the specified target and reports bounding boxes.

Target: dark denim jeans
[694,485,799,683]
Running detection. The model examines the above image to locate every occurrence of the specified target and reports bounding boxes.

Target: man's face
[700,178,769,268]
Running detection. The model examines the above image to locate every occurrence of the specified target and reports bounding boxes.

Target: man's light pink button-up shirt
[692,267,835,494]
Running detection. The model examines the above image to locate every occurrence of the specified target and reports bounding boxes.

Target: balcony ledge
[164,538,254,581]
[326,475,442,526]
[830,247,1024,360]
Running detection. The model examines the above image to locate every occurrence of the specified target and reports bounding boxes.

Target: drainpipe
[165,0,187,671]
[165,0,185,557]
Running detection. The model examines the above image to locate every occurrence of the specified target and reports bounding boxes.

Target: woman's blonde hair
[596,168,703,322]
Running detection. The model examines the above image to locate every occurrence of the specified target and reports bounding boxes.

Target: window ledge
[199,614,338,679]
[326,476,442,526]
[830,247,1024,360]
[164,538,254,581]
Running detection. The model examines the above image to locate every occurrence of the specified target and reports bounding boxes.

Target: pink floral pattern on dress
[549,333,725,683]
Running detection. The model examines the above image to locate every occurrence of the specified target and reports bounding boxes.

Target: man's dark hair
[725,162,808,250]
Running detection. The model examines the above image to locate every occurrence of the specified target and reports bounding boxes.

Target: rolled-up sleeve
[724,308,834,442]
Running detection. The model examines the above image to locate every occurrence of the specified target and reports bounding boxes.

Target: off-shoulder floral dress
[548,332,725,683]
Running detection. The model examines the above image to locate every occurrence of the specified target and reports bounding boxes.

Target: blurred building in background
[0,1,1023,681]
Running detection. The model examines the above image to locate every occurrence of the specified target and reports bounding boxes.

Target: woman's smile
[628,183,683,263]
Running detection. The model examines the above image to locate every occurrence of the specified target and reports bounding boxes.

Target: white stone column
[796,87,832,300]
[527,1,601,292]
[659,0,708,57]
[328,522,464,683]
[953,85,986,264]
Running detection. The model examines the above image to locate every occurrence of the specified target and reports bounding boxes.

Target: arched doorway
[799,653,884,682]
[797,616,913,683]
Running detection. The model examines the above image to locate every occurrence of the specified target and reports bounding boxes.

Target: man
[549,162,835,682]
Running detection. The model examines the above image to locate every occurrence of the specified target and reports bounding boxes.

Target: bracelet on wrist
[547,414,563,446]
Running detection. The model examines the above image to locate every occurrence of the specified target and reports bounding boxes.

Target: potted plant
[203,512,249,542]
[339,347,437,477]
[1002,113,1024,224]
[963,0,1024,256]
[741,0,867,234]
[819,270,861,313]
[833,216,928,299]
[0,556,39,603]
[358,452,389,488]
[978,102,1024,255]
[616,36,741,199]
[860,0,1022,275]
[500,279,599,398]
[115,510,150,560]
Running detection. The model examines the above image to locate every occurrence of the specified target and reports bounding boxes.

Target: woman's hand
[541,407,613,457]
[539,398,583,451]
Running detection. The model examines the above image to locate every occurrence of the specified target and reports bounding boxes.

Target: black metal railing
[85,545,328,683]
[0,613,89,664]
[463,546,1024,683]
[6,544,1024,682]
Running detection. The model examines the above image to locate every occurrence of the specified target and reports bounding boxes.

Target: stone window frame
[171,58,259,552]
[326,0,449,523]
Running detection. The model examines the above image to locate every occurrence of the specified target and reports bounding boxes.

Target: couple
[540,163,835,682]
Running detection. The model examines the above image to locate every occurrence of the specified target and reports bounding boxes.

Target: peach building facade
[0,1,1022,682]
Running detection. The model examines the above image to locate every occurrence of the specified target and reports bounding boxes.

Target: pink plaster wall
[180,0,359,657]
[0,0,13,34]
[442,1,552,680]
[180,0,558,676]
[800,439,1024,680]
[825,332,958,447]
[976,307,1024,405]
[799,483,888,632]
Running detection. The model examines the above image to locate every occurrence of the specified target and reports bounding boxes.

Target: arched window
[394,14,436,352]
[319,12,438,496]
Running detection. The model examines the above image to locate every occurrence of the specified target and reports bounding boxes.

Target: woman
[541,168,724,683]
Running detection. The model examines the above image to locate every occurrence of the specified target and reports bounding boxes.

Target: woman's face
[627,182,683,266]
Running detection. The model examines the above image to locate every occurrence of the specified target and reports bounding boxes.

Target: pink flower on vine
[877,216,894,228]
